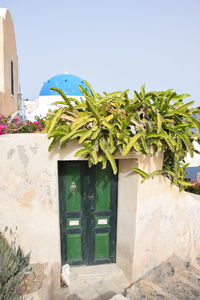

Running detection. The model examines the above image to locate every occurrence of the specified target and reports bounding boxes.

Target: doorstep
[70,263,125,279]
[54,264,130,300]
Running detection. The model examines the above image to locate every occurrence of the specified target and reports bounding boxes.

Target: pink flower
[0,125,8,129]
[33,121,41,125]
[0,125,8,135]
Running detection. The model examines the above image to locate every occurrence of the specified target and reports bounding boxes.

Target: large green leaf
[157,112,162,133]
[71,116,94,130]
[99,138,117,174]
[177,101,195,110]
[50,87,74,110]
[141,136,149,154]
[75,148,91,157]
[85,97,101,123]
[83,80,98,101]
[91,150,98,164]
[102,120,112,130]
[122,132,143,156]
[96,92,122,105]
[177,132,193,157]
[177,180,193,187]
[78,130,93,143]
[170,94,190,101]
[132,168,149,178]
[48,137,59,151]
[170,111,200,134]
[48,108,64,134]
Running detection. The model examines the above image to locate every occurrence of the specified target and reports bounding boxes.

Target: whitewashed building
[23,73,89,121]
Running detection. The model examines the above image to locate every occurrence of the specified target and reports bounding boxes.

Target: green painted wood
[58,161,118,266]
[58,161,85,265]
[95,233,109,259]
[95,164,111,211]
[66,234,82,262]
[65,164,81,211]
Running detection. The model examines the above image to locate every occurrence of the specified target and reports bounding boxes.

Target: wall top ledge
[0,133,163,164]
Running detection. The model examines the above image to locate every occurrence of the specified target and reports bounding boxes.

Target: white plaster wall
[0,134,61,299]
[0,134,100,298]
[0,134,200,298]
[116,158,138,279]
[132,175,200,281]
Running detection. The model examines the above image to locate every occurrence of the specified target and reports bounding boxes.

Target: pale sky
[1,0,200,104]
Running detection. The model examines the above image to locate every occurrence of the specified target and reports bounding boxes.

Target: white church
[23,72,89,121]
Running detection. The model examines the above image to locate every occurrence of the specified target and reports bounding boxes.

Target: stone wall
[0,133,200,299]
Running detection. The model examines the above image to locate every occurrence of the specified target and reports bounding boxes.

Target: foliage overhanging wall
[45,82,200,190]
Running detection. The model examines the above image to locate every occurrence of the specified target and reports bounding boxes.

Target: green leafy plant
[0,232,32,300]
[45,82,200,190]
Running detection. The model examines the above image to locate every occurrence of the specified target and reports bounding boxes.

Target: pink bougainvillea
[0,125,9,135]
[0,114,44,134]
[185,179,200,195]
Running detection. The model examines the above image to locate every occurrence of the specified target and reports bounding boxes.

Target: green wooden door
[58,161,118,265]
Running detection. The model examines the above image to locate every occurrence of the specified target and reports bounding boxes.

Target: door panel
[89,163,117,265]
[65,164,81,211]
[66,234,82,262]
[59,161,86,265]
[95,232,109,260]
[95,164,111,211]
[58,161,117,266]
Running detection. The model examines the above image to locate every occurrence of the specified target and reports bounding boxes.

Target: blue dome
[39,74,89,96]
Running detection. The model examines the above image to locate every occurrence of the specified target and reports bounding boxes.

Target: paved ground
[54,264,130,300]
[54,255,200,300]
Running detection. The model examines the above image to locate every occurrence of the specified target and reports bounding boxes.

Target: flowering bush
[185,179,200,195]
[0,114,44,135]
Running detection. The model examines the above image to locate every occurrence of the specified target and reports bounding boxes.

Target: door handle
[70,181,77,195]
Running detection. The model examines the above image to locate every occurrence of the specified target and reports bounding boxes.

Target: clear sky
[1,0,200,104]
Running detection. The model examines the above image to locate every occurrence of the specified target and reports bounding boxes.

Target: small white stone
[61,264,70,287]
[108,294,128,300]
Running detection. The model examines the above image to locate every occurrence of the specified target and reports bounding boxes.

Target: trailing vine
[45,82,200,190]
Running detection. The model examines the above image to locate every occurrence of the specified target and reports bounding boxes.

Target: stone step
[54,264,130,300]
